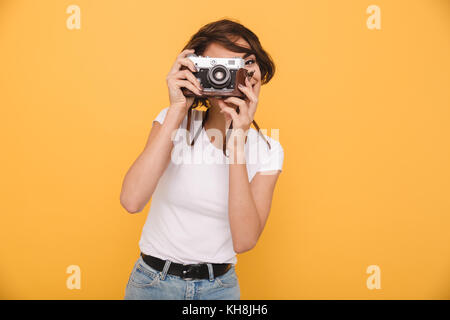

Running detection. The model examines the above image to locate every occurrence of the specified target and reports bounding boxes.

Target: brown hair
[181,18,275,156]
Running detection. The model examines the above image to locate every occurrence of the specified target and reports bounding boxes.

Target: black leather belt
[140,252,231,280]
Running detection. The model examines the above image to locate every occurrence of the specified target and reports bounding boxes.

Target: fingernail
[238,84,244,88]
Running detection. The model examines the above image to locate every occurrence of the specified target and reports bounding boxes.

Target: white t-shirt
[138,107,284,265]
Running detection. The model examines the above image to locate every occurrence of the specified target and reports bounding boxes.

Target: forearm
[228,144,261,253]
[120,107,185,213]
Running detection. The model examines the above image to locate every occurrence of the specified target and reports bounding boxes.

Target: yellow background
[1,0,449,299]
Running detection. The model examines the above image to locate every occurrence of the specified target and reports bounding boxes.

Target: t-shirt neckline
[201,125,226,155]
[201,121,251,155]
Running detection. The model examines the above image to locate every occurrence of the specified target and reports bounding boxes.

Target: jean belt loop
[161,260,171,280]
[207,263,214,282]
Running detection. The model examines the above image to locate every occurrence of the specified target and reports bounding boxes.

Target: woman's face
[201,37,261,108]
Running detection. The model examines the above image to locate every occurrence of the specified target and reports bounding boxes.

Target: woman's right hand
[166,48,203,112]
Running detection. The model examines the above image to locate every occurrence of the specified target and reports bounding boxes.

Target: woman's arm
[120,107,185,213]
[120,48,201,213]
[228,142,281,253]
[214,70,283,253]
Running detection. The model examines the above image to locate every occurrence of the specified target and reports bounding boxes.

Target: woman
[121,18,284,300]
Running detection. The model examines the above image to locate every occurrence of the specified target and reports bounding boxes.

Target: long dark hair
[181,18,276,156]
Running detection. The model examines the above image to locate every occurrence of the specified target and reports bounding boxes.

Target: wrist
[168,104,188,116]
[165,105,187,125]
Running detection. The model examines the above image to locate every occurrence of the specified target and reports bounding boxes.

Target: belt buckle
[181,264,198,280]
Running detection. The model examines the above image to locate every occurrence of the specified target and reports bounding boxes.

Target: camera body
[181,53,248,98]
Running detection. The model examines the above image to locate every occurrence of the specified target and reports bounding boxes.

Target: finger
[178,57,198,73]
[219,105,239,122]
[245,75,252,88]
[169,49,196,74]
[238,80,258,105]
[245,76,258,99]
[173,79,202,96]
[178,48,195,59]
[174,69,202,90]
[224,96,249,115]
[245,77,251,87]
[217,100,235,122]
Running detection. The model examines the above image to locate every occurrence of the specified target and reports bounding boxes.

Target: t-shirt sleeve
[256,139,284,174]
[152,107,169,126]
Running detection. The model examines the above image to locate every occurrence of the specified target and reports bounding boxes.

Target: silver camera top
[187,53,245,69]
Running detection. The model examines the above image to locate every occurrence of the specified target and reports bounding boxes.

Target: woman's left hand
[218,75,259,136]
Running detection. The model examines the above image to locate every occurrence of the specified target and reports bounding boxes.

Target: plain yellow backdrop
[0,0,449,299]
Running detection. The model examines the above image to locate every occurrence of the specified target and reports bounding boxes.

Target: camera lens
[207,65,231,88]
[214,71,225,80]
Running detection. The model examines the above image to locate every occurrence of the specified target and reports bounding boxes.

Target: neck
[203,102,249,146]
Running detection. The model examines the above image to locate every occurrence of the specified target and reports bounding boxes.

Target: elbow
[125,205,141,214]
[122,201,141,214]
[233,239,257,254]
[120,193,142,214]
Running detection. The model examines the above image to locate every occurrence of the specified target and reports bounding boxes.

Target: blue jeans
[124,255,240,300]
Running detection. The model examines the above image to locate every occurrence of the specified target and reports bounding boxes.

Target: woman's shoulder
[152,107,170,125]
[247,129,284,173]
[248,128,283,152]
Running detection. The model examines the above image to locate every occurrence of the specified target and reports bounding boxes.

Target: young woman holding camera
[121,18,284,300]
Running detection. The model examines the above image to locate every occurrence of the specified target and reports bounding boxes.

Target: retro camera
[181,53,249,98]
